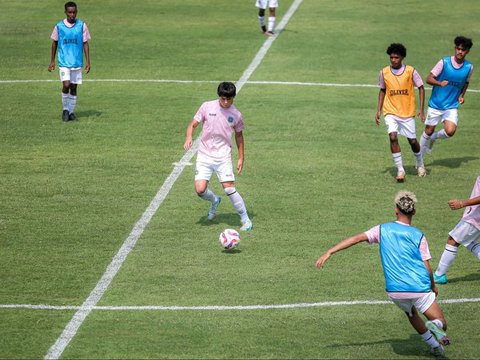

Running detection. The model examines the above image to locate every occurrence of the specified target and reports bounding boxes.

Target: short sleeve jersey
[194,99,244,163]
[462,176,480,230]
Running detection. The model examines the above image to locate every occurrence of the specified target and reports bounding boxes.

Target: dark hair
[65,2,77,10]
[217,82,236,98]
[386,43,407,58]
[454,36,473,50]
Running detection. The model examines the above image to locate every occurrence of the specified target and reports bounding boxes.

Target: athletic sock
[199,188,217,203]
[258,15,265,30]
[392,152,404,172]
[466,241,480,260]
[419,132,430,156]
[414,151,424,168]
[421,331,440,348]
[68,94,77,114]
[435,244,458,276]
[61,92,69,111]
[267,16,275,32]
[432,129,449,141]
[224,187,249,222]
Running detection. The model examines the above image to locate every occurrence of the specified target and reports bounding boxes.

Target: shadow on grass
[196,212,255,229]
[75,110,103,119]
[327,334,437,358]
[445,271,480,284]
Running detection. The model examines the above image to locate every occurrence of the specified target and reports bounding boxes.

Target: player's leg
[420,107,439,156]
[266,0,278,35]
[195,161,221,220]
[68,69,83,121]
[402,118,425,177]
[256,0,267,33]
[59,67,72,122]
[422,299,450,346]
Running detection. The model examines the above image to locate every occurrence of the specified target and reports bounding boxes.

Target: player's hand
[85,64,91,74]
[440,80,449,87]
[458,96,465,105]
[448,199,463,210]
[375,112,381,125]
[315,253,330,268]
[418,110,426,123]
[432,285,439,297]
[183,137,193,151]
[48,62,55,72]
[237,159,244,175]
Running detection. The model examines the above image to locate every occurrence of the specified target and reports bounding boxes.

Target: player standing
[48,1,91,122]
[315,191,449,357]
[419,36,473,158]
[184,82,253,231]
[375,43,426,182]
[256,0,278,36]
[434,176,480,284]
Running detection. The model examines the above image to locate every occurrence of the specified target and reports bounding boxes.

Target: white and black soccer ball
[219,229,240,251]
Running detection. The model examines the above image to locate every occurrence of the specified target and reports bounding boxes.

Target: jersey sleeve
[378,70,385,89]
[419,236,432,261]
[193,103,206,123]
[430,59,444,77]
[412,69,424,88]
[83,22,91,42]
[365,225,380,244]
[50,25,58,41]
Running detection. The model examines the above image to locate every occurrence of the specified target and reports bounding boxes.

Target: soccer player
[183,82,253,231]
[375,43,426,182]
[434,176,480,284]
[419,36,473,157]
[256,0,278,36]
[315,190,449,357]
[48,1,91,122]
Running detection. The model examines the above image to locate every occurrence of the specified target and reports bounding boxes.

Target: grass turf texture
[1,0,479,358]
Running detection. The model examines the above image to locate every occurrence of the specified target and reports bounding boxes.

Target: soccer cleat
[68,113,77,121]
[207,196,221,220]
[396,170,406,183]
[430,345,445,358]
[426,321,450,346]
[264,31,275,36]
[62,110,69,122]
[417,166,427,177]
[433,273,447,285]
[240,219,253,231]
[426,139,435,155]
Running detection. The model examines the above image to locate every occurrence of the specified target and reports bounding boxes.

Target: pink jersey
[194,99,244,163]
[50,19,91,42]
[378,64,424,89]
[462,176,480,230]
[365,222,431,261]
[430,56,474,81]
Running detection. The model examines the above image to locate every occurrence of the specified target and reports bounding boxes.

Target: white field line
[1,78,479,93]
[43,1,303,359]
[2,297,480,311]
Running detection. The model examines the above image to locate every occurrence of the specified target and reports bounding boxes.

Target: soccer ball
[219,229,240,251]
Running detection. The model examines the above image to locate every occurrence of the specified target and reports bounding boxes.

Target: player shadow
[427,155,478,169]
[326,334,445,358]
[74,110,103,120]
[444,271,480,284]
[197,212,255,229]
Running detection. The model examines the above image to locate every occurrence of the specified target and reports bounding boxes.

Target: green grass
[1,0,480,359]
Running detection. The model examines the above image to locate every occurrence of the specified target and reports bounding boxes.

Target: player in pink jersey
[184,82,252,231]
[434,176,480,284]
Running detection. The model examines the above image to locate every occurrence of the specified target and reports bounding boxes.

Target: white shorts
[388,292,436,316]
[449,219,480,246]
[59,67,83,84]
[195,158,235,183]
[425,107,458,126]
[256,0,278,9]
[384,114,417,139]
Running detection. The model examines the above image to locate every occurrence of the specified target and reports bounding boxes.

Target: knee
[445,128,456,137]
[224,187,236,196]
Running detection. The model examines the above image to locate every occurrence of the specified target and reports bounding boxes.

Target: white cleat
[207,196,221,220]
[417,166,427,177]
[240,219,253,231]
[396,170,406,183]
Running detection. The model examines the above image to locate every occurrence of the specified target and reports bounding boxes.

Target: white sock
[466,241,480,260]
[419,132,430,156]
[258,15,265,28]
[431,319,444,330]
[435,244,458,276]
[392,152,404,171]
[61,93,69,111]
[421,331,440,348]
[199,188,217,203]
[267,16,275,32]
[414,151,423,168]
[68,94,77,114]
[224,187,249,222]
[431,129,449,141]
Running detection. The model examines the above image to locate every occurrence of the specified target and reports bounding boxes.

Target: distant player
[315,190,449,358]
[256,0,278,36]
[375,43,426,182]
[184,82,253,231]
[420,36,473,157]
[48,1,91,122]
[434,176,480,284]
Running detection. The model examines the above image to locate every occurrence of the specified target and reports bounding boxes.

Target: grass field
[1,0,479,359]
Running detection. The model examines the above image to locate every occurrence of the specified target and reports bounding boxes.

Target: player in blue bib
[419,36,473,158]
[48,2,91,122]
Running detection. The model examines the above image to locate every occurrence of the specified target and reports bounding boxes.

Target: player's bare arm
[418,85,426,122]
[48,41,58,72]
[183,119,199,150]
[315,233,369,269]
[448,195,480,210]
[84,42,91,73]
[235,131,245,175]
[426,73,448,87]
[375,89,386,125]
